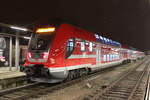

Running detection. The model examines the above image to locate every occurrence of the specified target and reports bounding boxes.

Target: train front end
[23,27,64,83]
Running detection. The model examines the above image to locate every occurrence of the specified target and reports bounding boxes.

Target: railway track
[0,60,146,100]
[0,63,131,100]
[84,59,149,100]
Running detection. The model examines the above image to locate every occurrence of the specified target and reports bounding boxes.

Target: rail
[144,71,150,100]
[0,61,134,100]
[84,59,149,100]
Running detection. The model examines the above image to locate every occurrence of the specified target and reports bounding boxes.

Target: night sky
[0,0,149,51]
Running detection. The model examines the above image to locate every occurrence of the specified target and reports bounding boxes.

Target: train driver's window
[80,40,85,51]
[37,39,47,50]
[66,38,75,58]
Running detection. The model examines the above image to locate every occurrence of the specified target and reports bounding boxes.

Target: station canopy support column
[15,32,20,70]
[9,36,12,71]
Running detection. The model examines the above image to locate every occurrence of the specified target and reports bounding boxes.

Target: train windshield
[29,33,54,51]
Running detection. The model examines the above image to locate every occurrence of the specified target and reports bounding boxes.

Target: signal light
[36,27,55,33]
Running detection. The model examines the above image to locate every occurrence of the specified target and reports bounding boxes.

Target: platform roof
[0,23,32,37]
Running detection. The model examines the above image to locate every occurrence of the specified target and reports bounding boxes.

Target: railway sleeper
[116,83,137,86]
[103,93,128,99]
[123,78,139,80]
[0,97,12,100]
[109,89,132,93]
[112,86,135,89]
[1,94,19,99]
[116,81,137,84]
[101,95,126,100]
[108,91,130,96]
[109,90,132,93]
[110,88,133,91]
[135,91,143,94]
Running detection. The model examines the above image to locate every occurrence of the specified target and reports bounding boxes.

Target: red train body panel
[23,23,145,83]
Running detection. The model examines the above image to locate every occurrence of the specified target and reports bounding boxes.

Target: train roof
[33,18,141,49]
[94,34,121,47]
[62,24,122,47]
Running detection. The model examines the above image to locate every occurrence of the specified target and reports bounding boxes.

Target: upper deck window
[80,40,85,51]
[89,42,93,52]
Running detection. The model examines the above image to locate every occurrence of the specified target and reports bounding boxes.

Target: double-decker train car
[23,23,145,83]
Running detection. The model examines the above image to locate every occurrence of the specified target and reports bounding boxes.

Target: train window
[112,54,115,60]
[103,55,107,61]
[66,38,75,58]
[107,55,109,61]
[110,54,113,61]
[115,55,117,59]
[80,40,85,51]
[89,42,93,52]
[117,55,120,59]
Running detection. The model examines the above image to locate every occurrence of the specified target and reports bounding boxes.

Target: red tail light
[27,52,32,58]
[41,52,48,59]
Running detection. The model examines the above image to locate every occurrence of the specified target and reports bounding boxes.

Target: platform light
[10,26,28,31]
[36,27,55,33]
[23,36,31,39]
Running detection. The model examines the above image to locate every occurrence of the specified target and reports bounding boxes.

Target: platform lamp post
[10,26,29,71]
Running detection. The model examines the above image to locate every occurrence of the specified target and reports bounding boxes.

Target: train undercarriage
[23,64,90,83]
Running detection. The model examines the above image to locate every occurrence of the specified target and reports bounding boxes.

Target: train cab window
[66,38,75,58]
[89,42,93,52]
[80,40,85,51]
[29,33,54,51]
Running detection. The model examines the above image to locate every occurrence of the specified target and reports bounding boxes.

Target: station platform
[0,67,26,90]
[0,67,25,79]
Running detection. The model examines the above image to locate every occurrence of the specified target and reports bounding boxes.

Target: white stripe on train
[49,60,123,73]
[68,54,96,59]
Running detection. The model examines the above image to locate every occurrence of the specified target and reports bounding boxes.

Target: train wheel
[65,68,89,81]
[66,71,74,81]
[75,70,80,78]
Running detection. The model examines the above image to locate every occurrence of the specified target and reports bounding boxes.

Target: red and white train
[23,23,145,83]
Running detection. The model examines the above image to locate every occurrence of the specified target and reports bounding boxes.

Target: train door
[96,45,101,65]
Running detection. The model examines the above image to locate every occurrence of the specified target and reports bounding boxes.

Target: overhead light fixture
[36,27,55,33]
[10,26,28,31]
[23,36,31,39]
